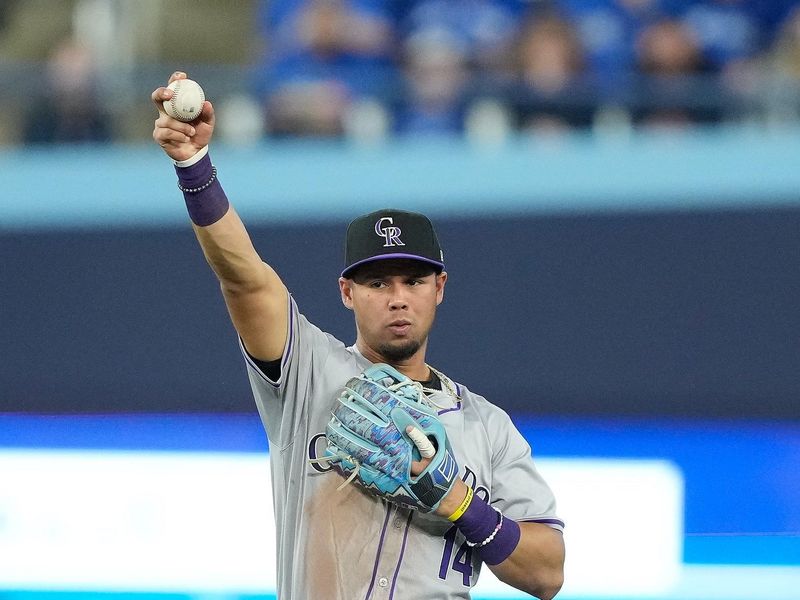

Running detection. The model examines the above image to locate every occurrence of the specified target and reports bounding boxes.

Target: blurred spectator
[399,0,523,78]
[766,5,800,123]
[255,0,396,137]
[680,0,760,71]
[394,27,470,135]
[511,11,595,135]
[632,18,723,128]
[558,0,666,89]
[771,5,800,79]
[393,0,523,136]
[520,12,584,94]
[677,1,798,123]
[637,19,705,75]
[680,0,799,69]
[22,35,111,144]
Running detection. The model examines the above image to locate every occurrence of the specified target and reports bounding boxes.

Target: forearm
[487,522,565,600]
[176,149,275,292]
[193,209,275,293]
[437,482,564,599]
[175,148,288,360]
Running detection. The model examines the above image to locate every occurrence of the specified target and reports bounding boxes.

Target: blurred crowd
[5,0,800,145]
[255,0,800,140]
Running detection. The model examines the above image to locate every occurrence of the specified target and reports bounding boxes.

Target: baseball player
[151,72,564,600]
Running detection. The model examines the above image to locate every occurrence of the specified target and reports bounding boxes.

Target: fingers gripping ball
[323,364,459,512]
[164,79,205,122]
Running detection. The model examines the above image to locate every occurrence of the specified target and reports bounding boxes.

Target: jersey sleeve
[240,291,342,447]
[487,409,564,532]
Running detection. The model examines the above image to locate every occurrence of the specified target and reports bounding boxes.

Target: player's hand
[151,71,214,162]
[408,424,435,476]
[407,424,469,519]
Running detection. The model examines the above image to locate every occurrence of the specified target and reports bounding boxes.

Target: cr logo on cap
[375,217,405,248]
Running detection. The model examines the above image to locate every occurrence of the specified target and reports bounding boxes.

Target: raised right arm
[151,72,288,362]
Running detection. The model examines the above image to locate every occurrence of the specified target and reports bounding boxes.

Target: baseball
[163,78,205,122]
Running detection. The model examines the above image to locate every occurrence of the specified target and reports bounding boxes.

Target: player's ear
[339,277,354,310]
[435,271,447,305]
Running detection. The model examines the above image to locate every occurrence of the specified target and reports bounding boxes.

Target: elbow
[497,564,562,600]
[526,568,564,600]
[492,522,565,599]
[536,573,564,600]
[220,279,262,296]
[219,270,273,297]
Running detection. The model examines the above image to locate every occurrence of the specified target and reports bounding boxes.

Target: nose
[389,298,408,310]
[388,283,408,310]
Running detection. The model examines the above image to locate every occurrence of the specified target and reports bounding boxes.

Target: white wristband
[173,145,209,168]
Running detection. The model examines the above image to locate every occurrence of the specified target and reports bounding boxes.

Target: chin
[378,339,422,363]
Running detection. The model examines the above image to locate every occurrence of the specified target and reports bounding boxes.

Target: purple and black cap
[341,208,445,278]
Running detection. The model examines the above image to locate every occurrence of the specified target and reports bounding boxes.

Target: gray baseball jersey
[243,294,563,600]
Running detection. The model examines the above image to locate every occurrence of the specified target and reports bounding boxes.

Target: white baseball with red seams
[163,79,205,122]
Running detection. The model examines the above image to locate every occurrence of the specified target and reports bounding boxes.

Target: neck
[356,339,431,381]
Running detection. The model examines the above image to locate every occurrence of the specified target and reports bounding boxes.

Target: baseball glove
[320,363,459,513]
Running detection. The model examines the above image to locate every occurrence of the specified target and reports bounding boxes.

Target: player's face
[340,259,447,365]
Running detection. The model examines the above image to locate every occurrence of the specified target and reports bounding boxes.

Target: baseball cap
[342,208,445,278]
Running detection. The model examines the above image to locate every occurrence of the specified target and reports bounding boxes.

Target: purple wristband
[455,495,521,566]
[476,514,521,565]
[174,152,230,227]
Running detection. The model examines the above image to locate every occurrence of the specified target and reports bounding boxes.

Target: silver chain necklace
[423,364,461,402]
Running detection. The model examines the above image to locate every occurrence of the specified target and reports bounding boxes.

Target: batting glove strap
[409,440,459,511]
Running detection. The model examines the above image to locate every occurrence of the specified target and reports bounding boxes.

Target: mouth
[387,320,412,336]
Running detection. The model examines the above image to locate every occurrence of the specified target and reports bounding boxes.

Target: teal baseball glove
[321,363,459,513]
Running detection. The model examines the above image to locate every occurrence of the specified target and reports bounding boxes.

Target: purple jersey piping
[364,504,394,600]
[438,401,462,416]
[523,517,566,529]
[389,510,415,599]
[241,293,295,389]
[241,343,279,388]
[342,253,444,277]
[281,296,296,371]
